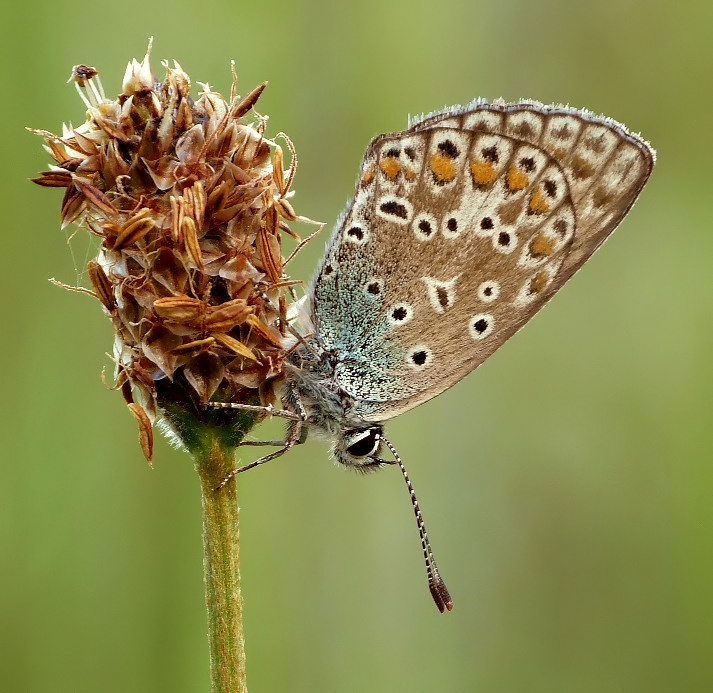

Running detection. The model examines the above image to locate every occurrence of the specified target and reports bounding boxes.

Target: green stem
[196,442,247,693]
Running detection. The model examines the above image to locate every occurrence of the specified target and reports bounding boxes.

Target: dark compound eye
[345,429,380,457]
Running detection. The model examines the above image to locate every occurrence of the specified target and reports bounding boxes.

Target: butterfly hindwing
[311,102,655,422]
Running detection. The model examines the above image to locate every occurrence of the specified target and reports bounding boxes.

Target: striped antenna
[380,435,453,613]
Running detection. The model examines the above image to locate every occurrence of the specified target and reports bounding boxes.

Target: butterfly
[214,99,655,612]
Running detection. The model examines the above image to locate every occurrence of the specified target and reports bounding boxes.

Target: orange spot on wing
[429,152,456,183]
[403,167,416,181]
[470,160,497,186]
[506,166,529,191]
[379,157,401,180]
[528,270,549,294]
[361,166,375,186]
[529,234,556,258]
[529,188,550,214]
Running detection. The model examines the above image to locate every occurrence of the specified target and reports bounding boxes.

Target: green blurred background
[3,0,712,690]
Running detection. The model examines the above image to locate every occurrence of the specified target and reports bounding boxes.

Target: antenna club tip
[430,580,454,613]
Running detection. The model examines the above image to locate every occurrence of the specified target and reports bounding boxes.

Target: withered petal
[60,187,87,228]
[113,209,155,250]
[231,82,267,119]
[183,351,225,403]
[143,155,181,191]
[87,260,115,310]
[245,314,284,348]
[127,403,154,464]
[213,333,258,362]
[31,170,72,187]
[175,124,205,165]
[142,324,183,378]
[73,178,117,216]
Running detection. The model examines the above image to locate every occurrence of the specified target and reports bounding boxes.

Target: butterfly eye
[345,428,381,458]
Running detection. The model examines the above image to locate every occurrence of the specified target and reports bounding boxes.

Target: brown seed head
[32,46,307,461]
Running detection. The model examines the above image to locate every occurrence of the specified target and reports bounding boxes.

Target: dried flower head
[32,44,310,462]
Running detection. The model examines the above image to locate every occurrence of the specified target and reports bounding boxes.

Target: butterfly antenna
[380,435,454,613]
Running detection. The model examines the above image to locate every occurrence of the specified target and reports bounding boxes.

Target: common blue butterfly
[215,100,655,611]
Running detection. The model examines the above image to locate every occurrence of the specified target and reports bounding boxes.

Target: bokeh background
[3,0,712,691]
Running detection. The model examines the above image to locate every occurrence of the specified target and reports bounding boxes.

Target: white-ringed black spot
[404,147,416,161]
[498,231,510,246]
[412,350,427,365]
[406,345,433,370]
[544,179,557,197]
[482,145,499,163]
[469,313,494,340]
[442,213,463,239]
[477,280,500,303]
[519,156,536,172]
[347,226,364,240]
[380,200,409,219]
[480,217,494,230]
[366,281,382,295]
[385,147,400,158]
[553,218,568,236]
[437,140,460,158]
[413,212,437,241]
[388,303,413,326]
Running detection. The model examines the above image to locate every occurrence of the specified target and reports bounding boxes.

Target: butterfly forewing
[311,102,654,421]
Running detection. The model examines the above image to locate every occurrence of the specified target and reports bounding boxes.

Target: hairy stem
[196,442,247,693]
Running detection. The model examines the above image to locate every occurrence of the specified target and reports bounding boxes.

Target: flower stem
[196,441,247,693]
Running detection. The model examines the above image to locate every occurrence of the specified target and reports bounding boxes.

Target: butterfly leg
[239,439,304,448]
[213,380,307,490]
[208,400,302,422]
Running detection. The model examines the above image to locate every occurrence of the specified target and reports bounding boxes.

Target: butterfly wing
[310,102,655,422]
